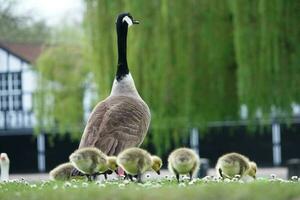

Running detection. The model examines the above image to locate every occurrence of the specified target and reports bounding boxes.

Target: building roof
[0,41,44,64]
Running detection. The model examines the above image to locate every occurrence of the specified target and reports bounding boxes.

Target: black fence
[199,126,273,166]
[0,134,78,173]
[0,123,299,173]
[151,123,300,168]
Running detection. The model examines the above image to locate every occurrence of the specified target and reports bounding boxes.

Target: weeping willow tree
[33,0,300,154]
[84,0,237,154]
[35,45,87,137]
[231,0,300,119]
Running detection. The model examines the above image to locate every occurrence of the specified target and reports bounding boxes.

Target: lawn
[1,177,300,200]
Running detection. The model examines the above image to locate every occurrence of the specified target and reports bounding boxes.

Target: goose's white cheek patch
[122,16,133,27]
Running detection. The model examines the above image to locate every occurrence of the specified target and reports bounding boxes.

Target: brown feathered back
[79,95,150,156]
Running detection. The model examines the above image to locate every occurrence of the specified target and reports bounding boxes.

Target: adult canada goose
[216,152,257,179]
[117,147,162,183]
[0,153,10,181]
[78,13,150,157]
[168,148,200,182]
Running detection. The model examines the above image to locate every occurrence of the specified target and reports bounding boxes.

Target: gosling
[168,148,200,182]
[106,156,119,175]
[49,162,75,181]
[117,147,162,183]
[69,147,109,181]
[216,152,257,179]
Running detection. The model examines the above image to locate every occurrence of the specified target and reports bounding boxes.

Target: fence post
[190,127,199,155]
[272,122,281,166]
[37,133,46,172]
[190,127,209,177]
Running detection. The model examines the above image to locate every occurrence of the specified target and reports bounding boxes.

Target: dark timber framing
[0,44,33,132]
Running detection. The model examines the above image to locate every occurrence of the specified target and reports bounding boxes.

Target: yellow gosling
[168,148,200,182]
[69,147,108,181]
[49,162,74,181]
[107,156,118,174]
[216,152,257,179]
[117,147,162,183]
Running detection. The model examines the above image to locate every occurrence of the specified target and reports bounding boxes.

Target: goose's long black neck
[116,24,129,81]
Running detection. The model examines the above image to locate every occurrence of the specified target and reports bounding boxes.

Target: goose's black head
[116,13,139,29]
[115,13,139,81]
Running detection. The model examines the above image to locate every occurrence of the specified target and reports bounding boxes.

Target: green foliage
[84,0,238,154]
[35,45,87,137]
[0,0,50,42]
[231,0,300,119]
[83,0,300,153]
[33,0,300,154]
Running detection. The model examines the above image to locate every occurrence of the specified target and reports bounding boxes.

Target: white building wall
[22,61,37,123]
[22,65,37,127]
[0,112,4,127]
[22,62,31,71]
[0,49,8,72]
[8,54,22,72]
[22,69,37,94]
[0,47,37,129]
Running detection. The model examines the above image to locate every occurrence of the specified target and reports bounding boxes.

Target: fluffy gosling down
[69,147,117,181]
[216,152,257,180]
[49,162,75,181]
[107,156,118,174]
[168,148,200,182]
[117,147,162,183]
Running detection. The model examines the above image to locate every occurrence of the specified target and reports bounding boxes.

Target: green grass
[1,178,300,200]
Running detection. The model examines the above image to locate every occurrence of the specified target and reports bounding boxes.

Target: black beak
[156,170,160,175]
[133,20,139,24]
